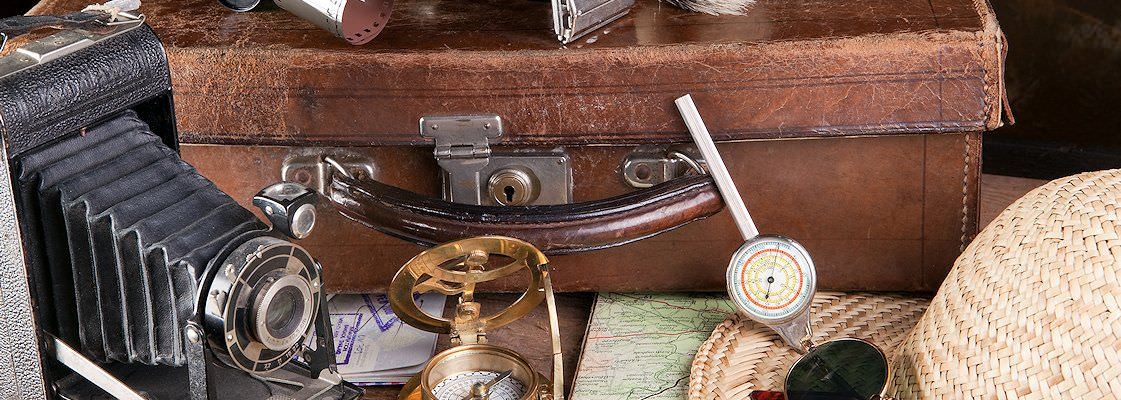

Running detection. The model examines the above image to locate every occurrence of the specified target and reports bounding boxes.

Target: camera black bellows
[17,111,266,366]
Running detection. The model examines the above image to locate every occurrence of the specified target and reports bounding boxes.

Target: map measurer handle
[676,95,816,354]
[675,94,760,241]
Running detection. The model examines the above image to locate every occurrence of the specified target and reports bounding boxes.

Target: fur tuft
[661,0,753,15]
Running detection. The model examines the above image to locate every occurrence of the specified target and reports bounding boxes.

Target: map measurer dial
[727,235,816,324]
[432,371,528,400]
[677,94,818,352]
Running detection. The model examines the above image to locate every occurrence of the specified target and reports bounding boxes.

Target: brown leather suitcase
[31,0,1010,293]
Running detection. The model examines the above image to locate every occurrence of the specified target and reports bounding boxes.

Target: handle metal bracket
[621,145,707,188]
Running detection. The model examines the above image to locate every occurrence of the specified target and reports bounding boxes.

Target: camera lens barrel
[252,273,314,351]
[203,236,323,373]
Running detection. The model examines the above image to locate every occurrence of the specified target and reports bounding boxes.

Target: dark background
[2,1,35,18]
[3,0,1119,179]
[985,0,1121,179]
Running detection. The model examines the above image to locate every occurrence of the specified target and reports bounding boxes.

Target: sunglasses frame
[782,337,893,400]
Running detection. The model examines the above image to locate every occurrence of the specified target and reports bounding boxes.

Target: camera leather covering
[17,110,266,366]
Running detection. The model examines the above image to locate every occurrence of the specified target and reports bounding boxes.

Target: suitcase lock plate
[421,115,572,206]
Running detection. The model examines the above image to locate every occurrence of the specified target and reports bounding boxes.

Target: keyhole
[504,186,516,202]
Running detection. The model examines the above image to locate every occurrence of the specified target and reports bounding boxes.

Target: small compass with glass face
[726,234,817,351]
[432,370,526,400]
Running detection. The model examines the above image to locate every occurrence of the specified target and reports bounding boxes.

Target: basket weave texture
[889,170,1121,399]
[688,292,929,399]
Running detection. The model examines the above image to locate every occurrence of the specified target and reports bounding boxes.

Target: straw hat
[889,171,1121,398]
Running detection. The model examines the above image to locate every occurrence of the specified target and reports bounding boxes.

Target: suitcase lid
[32,0,1010,146]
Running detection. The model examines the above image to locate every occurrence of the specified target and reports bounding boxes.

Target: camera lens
[252,274,314,351]
[784,338,888,400]
[265,285,306,340]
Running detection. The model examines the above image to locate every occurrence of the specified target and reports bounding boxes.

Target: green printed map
[571,293,736,400]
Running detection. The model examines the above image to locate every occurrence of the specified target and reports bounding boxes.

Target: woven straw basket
[689,293,930,399]
[691,170,1121,399]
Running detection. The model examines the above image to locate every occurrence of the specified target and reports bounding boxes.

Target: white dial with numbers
[431,371,528,400]
[726,235,816,324]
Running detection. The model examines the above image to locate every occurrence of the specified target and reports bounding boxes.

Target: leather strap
[0,13,108,42]
[327,173,724,255]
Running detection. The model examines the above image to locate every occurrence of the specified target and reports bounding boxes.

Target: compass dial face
[726,235,816,324]
[432,371,528,400]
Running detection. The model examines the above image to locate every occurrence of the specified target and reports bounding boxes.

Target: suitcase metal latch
[421,115,572,206]
[552,0,634,44]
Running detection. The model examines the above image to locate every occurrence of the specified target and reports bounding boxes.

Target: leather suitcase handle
[327,173,724,254]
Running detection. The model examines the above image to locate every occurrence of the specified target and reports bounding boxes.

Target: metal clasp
[0,13,145,79]
[421,115,503,204]
[421,115,572,206]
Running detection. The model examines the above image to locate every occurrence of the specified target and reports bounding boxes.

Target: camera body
[0,18,359,399]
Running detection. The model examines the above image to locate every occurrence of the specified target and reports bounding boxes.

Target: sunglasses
[749,337,892,400]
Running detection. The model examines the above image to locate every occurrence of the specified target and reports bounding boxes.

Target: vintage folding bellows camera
[0,13,359,399]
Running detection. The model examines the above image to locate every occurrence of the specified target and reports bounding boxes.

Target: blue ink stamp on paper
[332,312,362,366]
[363,294,399,332]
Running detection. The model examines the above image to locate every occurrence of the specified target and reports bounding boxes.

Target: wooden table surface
[359,174,1047,399]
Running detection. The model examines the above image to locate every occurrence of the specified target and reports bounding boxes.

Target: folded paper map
[571,293,736,400]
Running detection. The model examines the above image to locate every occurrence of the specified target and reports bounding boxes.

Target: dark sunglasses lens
[785,339,888,400]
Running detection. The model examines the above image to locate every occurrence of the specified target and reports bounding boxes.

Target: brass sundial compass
[389,236,564,400]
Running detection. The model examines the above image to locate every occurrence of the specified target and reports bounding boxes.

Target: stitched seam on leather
[0,110,7,148]
[960,134,971,252]
[971,0,1005,129]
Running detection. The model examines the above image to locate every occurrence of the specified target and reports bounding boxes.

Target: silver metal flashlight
[219,0,394,45]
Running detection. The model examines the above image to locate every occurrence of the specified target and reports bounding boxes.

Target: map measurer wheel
[677,95,818,353]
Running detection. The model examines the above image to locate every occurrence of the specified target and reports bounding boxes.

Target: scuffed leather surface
[31,0,1008,146]
[0,24,171,157]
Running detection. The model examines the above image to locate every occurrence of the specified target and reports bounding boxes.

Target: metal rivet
[185,325,203,344]
[213,291,227,306]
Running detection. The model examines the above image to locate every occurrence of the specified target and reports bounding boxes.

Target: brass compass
[389,236,564,400]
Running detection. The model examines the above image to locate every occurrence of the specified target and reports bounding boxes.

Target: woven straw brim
[689,292,929,399]
[889,171,1121,399]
